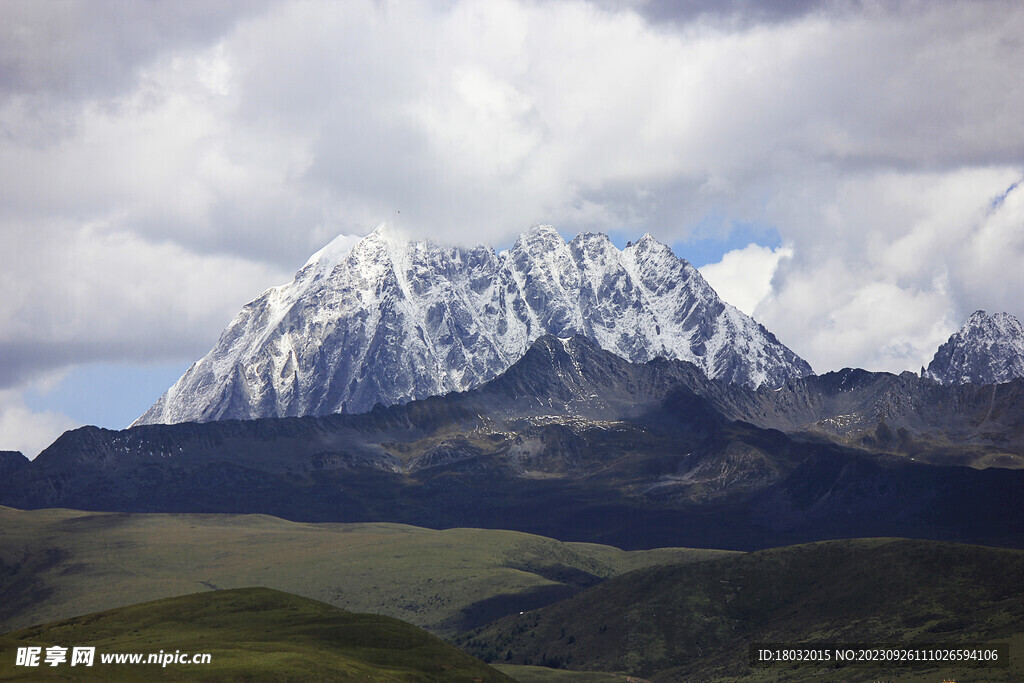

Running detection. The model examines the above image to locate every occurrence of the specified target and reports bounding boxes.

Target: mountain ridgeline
[5,335,1024,551]
[135,225,812,425]
[8,227,1024,551]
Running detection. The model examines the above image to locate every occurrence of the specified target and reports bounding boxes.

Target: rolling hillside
[462,538,1024,681]
[0,587,510,681]
[0,506,729,637]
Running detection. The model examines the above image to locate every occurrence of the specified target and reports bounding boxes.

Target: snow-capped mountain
[136,224,812,425]
[924,310,1024,385]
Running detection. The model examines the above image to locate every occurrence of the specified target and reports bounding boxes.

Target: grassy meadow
[463,538,1024,681]
[0,505,731,639]
[0,587,511,681]
[4,506,1021,681]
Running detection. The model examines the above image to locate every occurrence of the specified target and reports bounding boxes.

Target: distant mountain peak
[302,232,362,271]
[924,310,1024,385]
[633,232,661,248]
[966,309,1020,330]
[526,223,560,236]
[135,226,812,426]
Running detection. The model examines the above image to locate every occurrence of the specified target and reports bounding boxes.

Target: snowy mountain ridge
[136,224,813,425]
[924,310,1024,385]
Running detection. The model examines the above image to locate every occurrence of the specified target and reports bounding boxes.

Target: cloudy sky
[2,0,1023,456]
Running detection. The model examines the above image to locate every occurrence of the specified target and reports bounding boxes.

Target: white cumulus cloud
[0,388,78,459]
[699,243,792,317]
[757,168,1024,374]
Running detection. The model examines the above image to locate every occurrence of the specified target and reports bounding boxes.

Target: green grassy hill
[0,506,732,638]
[0,587,511,681]
[462,538,1024,681]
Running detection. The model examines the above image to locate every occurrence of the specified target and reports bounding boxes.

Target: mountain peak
[625,232,683,265]
[359,222,417,254]
[965,309,1021,333]
[513,224,567,251]
[527,223,561,237]
[924,310,1024,385]
[136,225,812,425]
[966,309,990,324]
[301,232,362,271]
[631,232,663,249]
[369,221,403,239]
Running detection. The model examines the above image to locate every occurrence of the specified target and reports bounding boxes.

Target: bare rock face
[924,310,1024,385]
[136,225,812,425]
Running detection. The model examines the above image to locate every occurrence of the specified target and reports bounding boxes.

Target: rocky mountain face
[924,310,1024,385]
[135,225,812,425]
[0,451,28,478]
[718,368,1024,469]
[7,335,1024,551]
